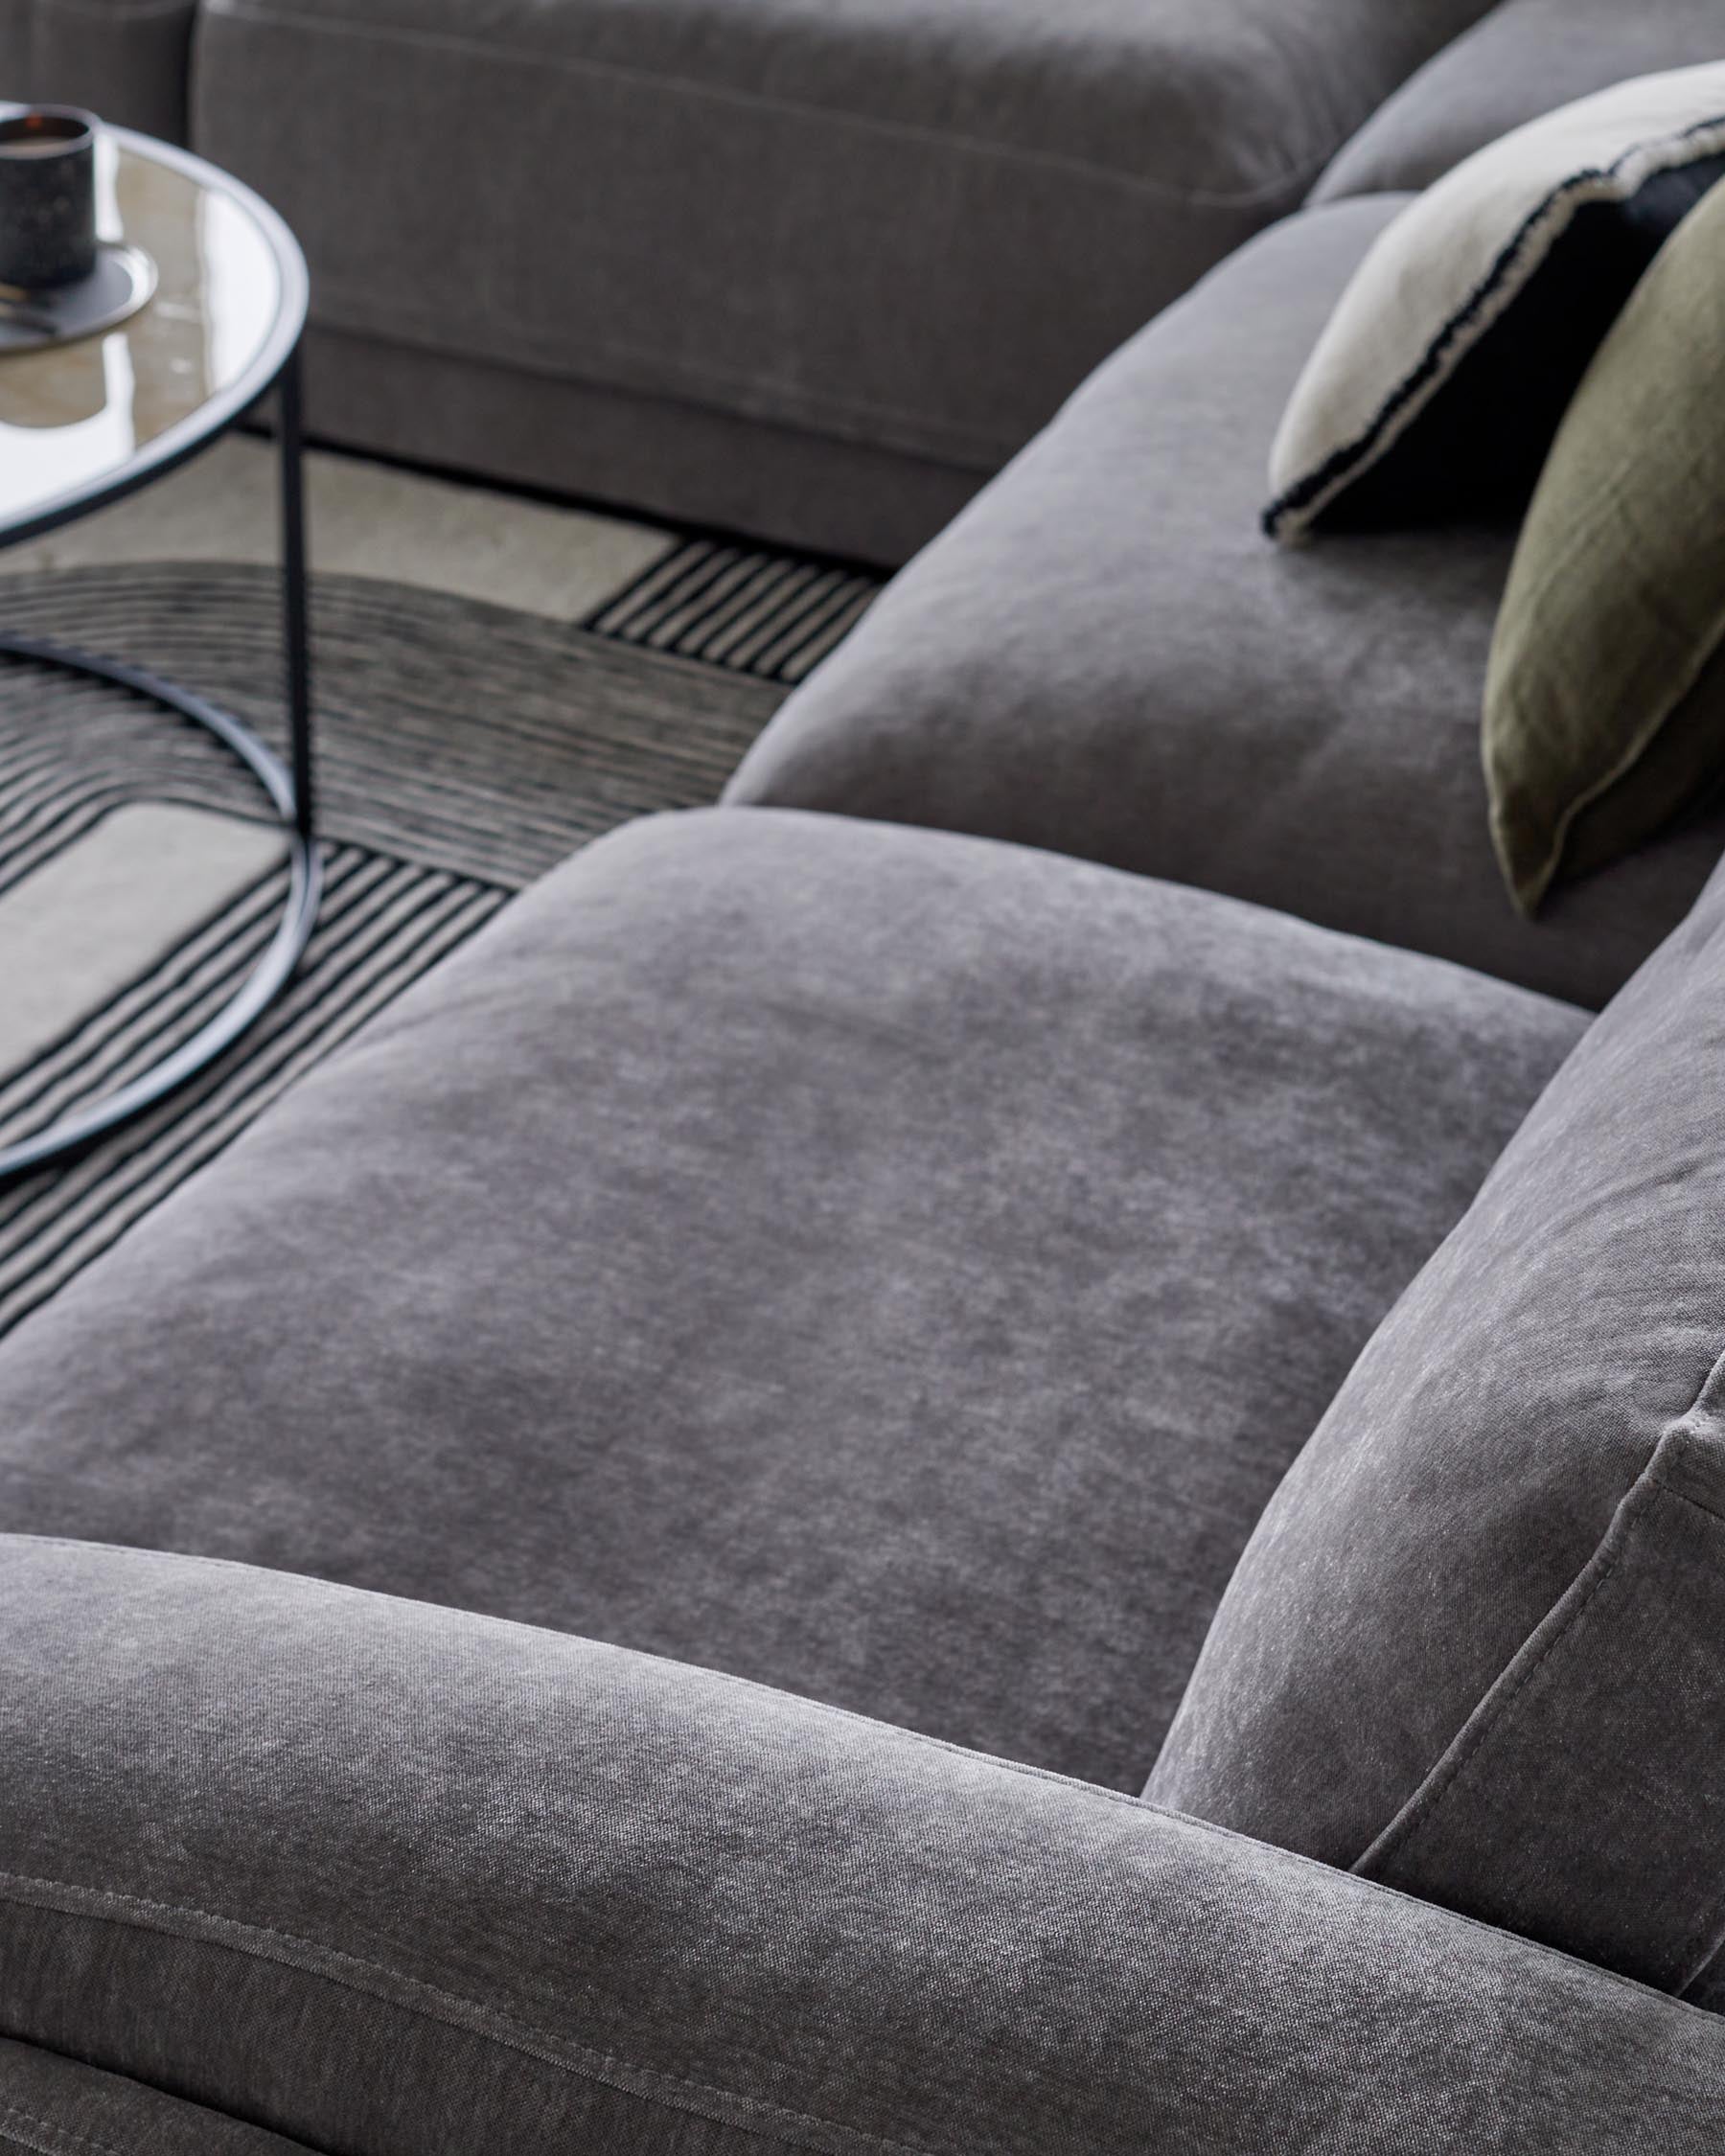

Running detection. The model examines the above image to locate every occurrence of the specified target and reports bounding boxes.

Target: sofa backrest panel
[1314,0,1725,201]
[1149,851,1725,1997]
[7,0,1503,556]
[187,0,1500,539]
[0,0,196,139]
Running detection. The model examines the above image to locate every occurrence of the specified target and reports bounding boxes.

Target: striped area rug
[0,549,877,1336]
[587,536,878,683]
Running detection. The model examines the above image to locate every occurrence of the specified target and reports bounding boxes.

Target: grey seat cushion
[193,0,1489,508]
[1313,0,1725,203]
[0,808,1580,1793]
[8,1535,1725,2156]
[724,196,1725,1008]
[1149,845,1725,2001]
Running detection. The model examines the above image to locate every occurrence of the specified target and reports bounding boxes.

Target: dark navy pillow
[1265,64,1725,542]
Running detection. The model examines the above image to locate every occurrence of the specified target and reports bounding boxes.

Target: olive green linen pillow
[1485,170,1725,916]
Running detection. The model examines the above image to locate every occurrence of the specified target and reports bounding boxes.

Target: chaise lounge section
[7,3,1725,2145]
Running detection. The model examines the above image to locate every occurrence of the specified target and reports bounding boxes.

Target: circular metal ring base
[0,632,320,1180]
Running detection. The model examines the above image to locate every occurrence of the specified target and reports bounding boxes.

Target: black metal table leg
[0,364,323,1181]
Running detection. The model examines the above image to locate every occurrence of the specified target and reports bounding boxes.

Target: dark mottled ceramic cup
[0,107,99,290]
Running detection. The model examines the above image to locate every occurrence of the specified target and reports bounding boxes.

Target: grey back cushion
[1312,0,1725,203]
[0,0,196,141]
[1149,853,1725,2003]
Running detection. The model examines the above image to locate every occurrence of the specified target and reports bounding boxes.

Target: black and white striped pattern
[0,563,789,890]
[586,539,878,683]
[0,541,866,1338]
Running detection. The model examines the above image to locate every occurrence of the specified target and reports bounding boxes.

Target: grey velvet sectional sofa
[8,1,1725,2149]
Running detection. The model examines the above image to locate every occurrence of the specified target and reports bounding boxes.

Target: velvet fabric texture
[0,2038,310,2150]
[1484,172,1725,912]
[1149,843,1725,1997]
[190,0,1489,554]
[0,0,196,140]
[1313,0,1725,202]
[6,1534,1725,2154]
[1265,66,1725,540]
[0,809,1580,1793]
[725,200,1725,1009]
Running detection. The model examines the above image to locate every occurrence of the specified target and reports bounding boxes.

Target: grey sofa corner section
[1311,0,1725,202]
[189,0,1491,558]
[7,1531,1725,2156]
[724,195,1725,1008]
[0,808,1581,1794]
[1148,841,1725,1995]
[0,2037,311,2151]
[0,0,196,139]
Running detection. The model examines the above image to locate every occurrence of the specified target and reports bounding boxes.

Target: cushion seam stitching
[0,1869,935,2156]
[197,0,1329,208]
[10,1535,1719,2024]
[1360,1495,1643,1870]
[304,284,1018,461]
[0,2102,126,2156]
[1648,1469,1725,1529]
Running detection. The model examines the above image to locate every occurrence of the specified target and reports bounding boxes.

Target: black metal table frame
[0,126,318,1181]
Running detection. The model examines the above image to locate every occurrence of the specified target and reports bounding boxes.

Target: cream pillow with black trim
[1265,64,1725,543]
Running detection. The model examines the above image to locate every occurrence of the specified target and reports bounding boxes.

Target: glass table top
[0,125,307,546]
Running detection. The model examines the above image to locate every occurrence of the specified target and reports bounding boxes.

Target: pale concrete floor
[0,804,285,1075]
[1,435,677,621]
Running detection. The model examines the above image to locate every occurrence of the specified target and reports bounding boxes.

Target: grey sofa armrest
[0,0,196,140]
[2,1534,1720,2154]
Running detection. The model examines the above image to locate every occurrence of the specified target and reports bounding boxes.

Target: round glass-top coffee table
[0,116,317,1178]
